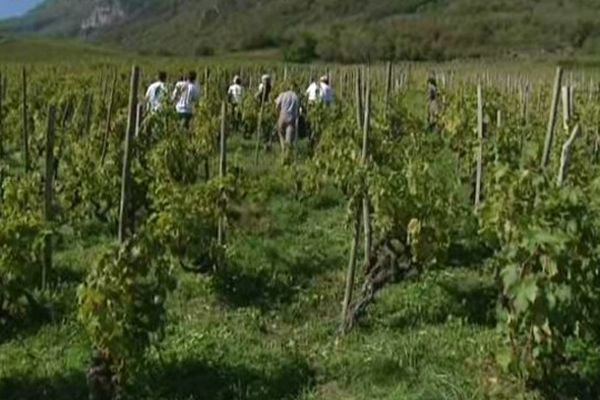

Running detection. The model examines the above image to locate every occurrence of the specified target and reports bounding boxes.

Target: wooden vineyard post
[254,80,267,164]
[557,124,581,187]
[355,68,364,131]
[0,70,6,193]
[561,86,570,131]
[385,61,393,114]
[118,66,140,244]
[541,67,563,169]
[361,79,372,269]
[101,71,117,165]
[521,83,529,125]
[593,127,600,164]
[569,86,575,119]
[43,105,57,291]
[535,82,543,114]
[204,67,210,99]
[569,86,575,120]
[100,70,108,105]
[131,104,143,234]
[22,67,30,172]
[475,84,484,209]
[497,109,502,129]
[218,102,227,248]
[341,205,361,334]
[54,97,74,181]
[341,75,372,335]
[0,72,3,158]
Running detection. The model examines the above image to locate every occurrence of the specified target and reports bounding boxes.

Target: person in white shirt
[172,71,200,129]
[319,76,334,105]
[306,76,334,105]
[227,75,244,133]
[145,71,167,113]
[227,75,244,105]
[306,77,320,103]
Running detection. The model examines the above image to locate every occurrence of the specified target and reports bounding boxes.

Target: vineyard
[1,61,600,399]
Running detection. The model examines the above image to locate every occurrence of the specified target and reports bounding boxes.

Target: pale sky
[0,0,45,19]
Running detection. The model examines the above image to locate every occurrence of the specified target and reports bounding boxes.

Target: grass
[0,35,122,64]
[0,134,538,400]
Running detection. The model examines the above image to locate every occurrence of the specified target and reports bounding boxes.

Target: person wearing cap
[275,82,300,157]
[255,74,272,103]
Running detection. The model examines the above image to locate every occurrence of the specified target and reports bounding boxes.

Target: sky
[0,0,45,20]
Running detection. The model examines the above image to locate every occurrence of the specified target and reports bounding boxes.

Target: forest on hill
[3,0,600,61]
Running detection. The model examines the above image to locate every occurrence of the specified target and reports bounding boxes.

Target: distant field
[0,35,286,66]
[0,36,120,63]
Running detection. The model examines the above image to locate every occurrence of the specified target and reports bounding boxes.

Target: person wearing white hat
[255,74,272,103]
[319,75,334,105]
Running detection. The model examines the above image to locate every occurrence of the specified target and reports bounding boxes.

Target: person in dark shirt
[427,76,439,130]
[255,74,272,103]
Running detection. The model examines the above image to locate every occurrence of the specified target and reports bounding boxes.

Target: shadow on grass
[147,356,315,400]
[381,273,498,331]
[212,244,340,311]
[535,376,600,400]
[0,371,87,400]
[536,371,600,400]
[50,263,86,286]
[447,241,495,269]
[0,265,81,344]
[438,278,498,326]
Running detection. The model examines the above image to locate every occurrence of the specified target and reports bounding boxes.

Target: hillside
[3,0,600,62]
